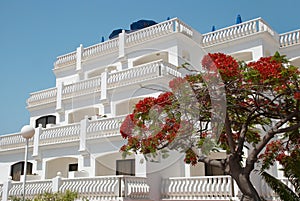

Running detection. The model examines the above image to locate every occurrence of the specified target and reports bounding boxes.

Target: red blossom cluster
[120,91,181,155]
[120,52,300,171]
[169,77,186,91]
[201,53,240,80]
[259,140,285,168]
[294,91,300,100]
[248,57,282,82]
[184,148,198,166]
[120,114,135,138]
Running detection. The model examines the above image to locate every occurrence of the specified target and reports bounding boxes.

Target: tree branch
[245,111,299,174]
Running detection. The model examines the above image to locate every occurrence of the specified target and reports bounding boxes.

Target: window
[205,160,226,176]
[35,115,56,128]
[10,161,33,181]
[116,159,135,176]
[69,163,78,172]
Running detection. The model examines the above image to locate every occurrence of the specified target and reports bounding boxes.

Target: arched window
[35,115,56,128]
[10,161,33,181]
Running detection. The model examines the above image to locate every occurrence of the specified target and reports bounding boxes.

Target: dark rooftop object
[211,25,216,32]
[236,14,242,24]
[109,29,129,39]
[130,19,157,30]
[108,19,158,40]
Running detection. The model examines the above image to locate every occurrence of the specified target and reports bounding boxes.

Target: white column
[52,173,62,193]
[119,30,126,58]
[76,44,84,71]
[79,117,89,155]
[56,82,63,111]
[100,69,108,101]
[2,177,12,201]
[32,126,42,160]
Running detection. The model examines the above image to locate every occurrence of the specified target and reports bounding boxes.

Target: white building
[0,17,299,201]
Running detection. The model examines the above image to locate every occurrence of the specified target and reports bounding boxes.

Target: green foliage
[261,171,299,201]
[10,190,80,201]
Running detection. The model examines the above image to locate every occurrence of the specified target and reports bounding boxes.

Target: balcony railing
[0,115,127,151]
[0,132,33,151]
[107,60,180,89]
[162,176,238,200]
[62,76,101,100]
[27,87,57,107]
[83,37,119,59]
[202,18,276,47]
[87,115,125,139]
[27,60,181,108]
[39,123,81,145]
[54,18,200,69]
[54,51,77,68]
[4,176,149,201]
[279,29,300,47]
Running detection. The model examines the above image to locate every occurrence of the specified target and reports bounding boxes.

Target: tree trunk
[228,156,261,201]
[232,173,261,201]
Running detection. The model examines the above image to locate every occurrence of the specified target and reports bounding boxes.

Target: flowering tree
[119,52,300,201]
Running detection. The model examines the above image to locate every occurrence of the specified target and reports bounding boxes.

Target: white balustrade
[83,38,119,59]
[123,176,150,199]
[54,51,77,68]
[280,29,300,47]
[9,180,52,199]
[87,116,125,139]
[175,18,194,38]
[39,123,80,145]
[0,132,33,150]
[27,87,57,107]
[62,76,101,99]
[58,176,149,200]
[107,60,180,88]
[126,19,174,46]
[202,18,277,47]
[162,176,235,200]
[126,18,197,47]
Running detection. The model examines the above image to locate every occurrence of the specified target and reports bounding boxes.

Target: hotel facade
[0,17,299,201]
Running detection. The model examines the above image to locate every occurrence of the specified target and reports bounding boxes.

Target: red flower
[120,114,135,138]
[156,92,174,107]
[248,57,282,82]
[201,53,240,80]
[294,91,300,100]
[169,77,186,91]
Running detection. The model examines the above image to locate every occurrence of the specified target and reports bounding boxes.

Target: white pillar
[56,82,63,111]
[32,126,42,160]
[100,69,108,101]
[52,173,62,193]
[79,117,89,155]
[119,30,126,58]
[76,44,84,71]
[2,177,12,201]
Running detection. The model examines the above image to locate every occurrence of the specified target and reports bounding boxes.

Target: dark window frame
[116,159,135,176]
[68,163,78,172]
[10,161,33,181]
[35,115,56,128]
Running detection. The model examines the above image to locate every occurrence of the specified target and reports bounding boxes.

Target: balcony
[161,176,239,200]
[54,18,201,69]
[161,176,297,201]
[27,60,181,109]
[2,175,150,201]
[279,29,300,47]
[0,115,125,152]
[202,18,277,48]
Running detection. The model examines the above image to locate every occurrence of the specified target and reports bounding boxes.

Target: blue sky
[1,0,300,135]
